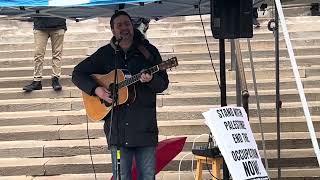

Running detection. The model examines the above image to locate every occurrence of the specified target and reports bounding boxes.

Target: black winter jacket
[72,32,169,147]
[33,17,67,30]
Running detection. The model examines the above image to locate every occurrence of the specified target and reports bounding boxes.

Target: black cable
[86,115,97,180]
[198,0,221,90]
[204,134,221,180]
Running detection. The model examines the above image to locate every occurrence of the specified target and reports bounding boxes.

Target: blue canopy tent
[0,0,267,21]
[0,0,213,21]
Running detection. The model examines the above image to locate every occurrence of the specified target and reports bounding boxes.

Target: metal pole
[231,39,242,106]
[274,2,281,179]
[220,39,229,180]
[247,38,269,170]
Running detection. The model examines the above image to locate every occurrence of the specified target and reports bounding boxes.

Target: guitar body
[82,69,136,122]
[81,57,178,122]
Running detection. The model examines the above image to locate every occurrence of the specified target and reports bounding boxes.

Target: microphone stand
[108,38,122,180]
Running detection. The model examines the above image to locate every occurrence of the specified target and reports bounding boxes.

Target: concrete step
[0,73,319,100]
[168,68,307,82]
[164,167,320,180]
[0,78,319,100]
[175,55,320,68]
[158,89,320,106]
[0,62,310,81]
[1,54,319,71]
[0,47,89,59]
[1,114,319,140]
[0,128,318,158]
[0,174,112,180]
[1,84,320,112]
[0,55,83,68]
[2,36,320,52]
[0,65,313,88]
[0,65,76,78]
[1,27,319,46]
[0,98,77,112]
[1,16,320,44]
[2,167,320,180]
[2,87,320,112]
[1,40,319,59]
[161,46,320,61]
[0,86,78,100]
[0,91,319,123]
[0,110,86,126]
[1,24,320,46]
[148,16,320,30]
[144,22,320,39]
[0,148,318,176]
[1,70,318,92]
[155,102,320,121]
[165,39,320,53]
[0,100,320,140]
[167,56,320,73]
[168,75,320,94]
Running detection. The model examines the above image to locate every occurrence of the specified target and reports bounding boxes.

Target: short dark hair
[110,11,132,29]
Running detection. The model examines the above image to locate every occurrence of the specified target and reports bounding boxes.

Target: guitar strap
[137,45,151,61]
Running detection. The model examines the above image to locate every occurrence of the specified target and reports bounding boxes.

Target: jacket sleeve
[145,45,169,93]
[72,47,106,96]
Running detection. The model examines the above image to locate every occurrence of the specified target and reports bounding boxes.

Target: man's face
[112,15,134,43]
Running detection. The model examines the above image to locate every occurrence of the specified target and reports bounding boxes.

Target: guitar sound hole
[103,100,112,107]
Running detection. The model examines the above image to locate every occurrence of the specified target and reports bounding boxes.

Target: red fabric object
[111,137,187,180]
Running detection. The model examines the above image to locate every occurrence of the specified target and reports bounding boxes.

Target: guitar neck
[118,65,159,88]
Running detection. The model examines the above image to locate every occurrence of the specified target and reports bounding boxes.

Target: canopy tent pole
[274,2,281,178]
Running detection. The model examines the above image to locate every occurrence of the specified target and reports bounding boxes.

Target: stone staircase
[0,3,320,180]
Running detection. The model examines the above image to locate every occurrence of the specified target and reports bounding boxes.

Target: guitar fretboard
[118,65,159,88]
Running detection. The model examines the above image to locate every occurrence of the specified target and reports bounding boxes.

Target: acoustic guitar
[82,57,178,122]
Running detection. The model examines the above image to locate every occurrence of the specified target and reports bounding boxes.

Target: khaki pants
[33,29,65,81]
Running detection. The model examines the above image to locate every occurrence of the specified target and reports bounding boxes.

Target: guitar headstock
[158,57,178,70]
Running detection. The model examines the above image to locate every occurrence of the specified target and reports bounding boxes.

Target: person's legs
[23,30,48,91]
[49,29,65,78]
[110,146,134,180]
[33,29,49,81]
[252,7,260,28]
[49,29,65,90]
[135,146,156,180]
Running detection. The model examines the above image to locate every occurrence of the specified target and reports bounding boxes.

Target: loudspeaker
[211,0,253,39]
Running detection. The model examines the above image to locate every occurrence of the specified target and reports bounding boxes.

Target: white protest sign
[203,106,269,180]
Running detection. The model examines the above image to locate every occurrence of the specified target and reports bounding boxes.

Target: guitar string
[118,65,159,87]
[118,57,175,88]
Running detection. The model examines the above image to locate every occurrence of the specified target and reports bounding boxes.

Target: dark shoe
[23,81,42,92]
[52,76,62,91]
[253,18,260,28]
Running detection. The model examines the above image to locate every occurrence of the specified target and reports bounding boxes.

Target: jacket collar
[110,36,119,50]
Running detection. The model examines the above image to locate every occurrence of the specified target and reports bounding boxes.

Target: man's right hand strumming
[95,87,113,104]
